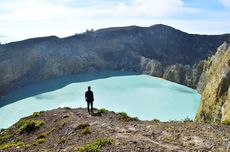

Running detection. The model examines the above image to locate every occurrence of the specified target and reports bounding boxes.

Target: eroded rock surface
[195,41,230,123]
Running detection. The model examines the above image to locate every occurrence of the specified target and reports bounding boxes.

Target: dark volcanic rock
[0,24,229,96]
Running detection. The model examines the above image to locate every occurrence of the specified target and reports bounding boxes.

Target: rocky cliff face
[195,41,230,123]
[0,24,229,96]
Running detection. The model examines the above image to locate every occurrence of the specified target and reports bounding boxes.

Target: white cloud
[0,0,229,43]
[0,0,184,21]
[116,0,183,17]
[219,0,230,8]
[0,0,68,21]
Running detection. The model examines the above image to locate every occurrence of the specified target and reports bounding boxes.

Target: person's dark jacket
[85,90,94,102]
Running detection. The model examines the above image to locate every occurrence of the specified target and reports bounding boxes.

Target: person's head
[88,86,91,90]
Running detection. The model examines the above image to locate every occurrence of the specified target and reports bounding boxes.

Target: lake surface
[0,71,201,128]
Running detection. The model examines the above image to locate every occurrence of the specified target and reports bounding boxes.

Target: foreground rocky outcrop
[0,108,230,152]
[0,24,229,97]
[195,41,230,124]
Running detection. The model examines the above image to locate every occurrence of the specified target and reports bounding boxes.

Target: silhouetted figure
[85,86,94,113]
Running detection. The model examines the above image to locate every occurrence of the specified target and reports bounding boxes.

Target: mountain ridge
[0,24,230,97]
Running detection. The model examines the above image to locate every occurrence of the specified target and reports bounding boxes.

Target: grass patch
[0,141,25,150]
[98,108,108,114]
[32,112,40,117]
[76,138,113,152]
[36,127,56,139]
[75,123,92,136]
[76,123,90,130]
[15,119,45,134]
[117,112,139,122]
[37,130,51,139]
[50,127,57,132]
[80,127,91,136]
[14,118,27,128]
[19,120,44,133]
[32,139,45,146]
[60,121,66,127]
[0,134,11,145]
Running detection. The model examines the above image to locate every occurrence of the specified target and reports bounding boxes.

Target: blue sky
[0,0,229,43]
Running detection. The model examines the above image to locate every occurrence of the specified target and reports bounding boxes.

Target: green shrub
[76,138,113,152]
[32,112,40,117]
[117,112,139,122]
[13,118,45,134]
[63,107,71,110]
[60,121,66,127]
[98,108,108,113]
[80,127,91,135]
[152,119,160,123]
[76,123,90,130]
[18,120,45,133]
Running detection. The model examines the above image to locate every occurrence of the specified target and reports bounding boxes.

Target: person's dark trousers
[87,101,93,113]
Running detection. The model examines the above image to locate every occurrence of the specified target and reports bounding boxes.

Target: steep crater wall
[195,41,230,123]
[0,24,229,97]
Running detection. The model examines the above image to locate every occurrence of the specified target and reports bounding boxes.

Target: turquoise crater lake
[0,71,201,128]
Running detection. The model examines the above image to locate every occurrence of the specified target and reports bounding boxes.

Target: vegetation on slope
[0,108,230,151]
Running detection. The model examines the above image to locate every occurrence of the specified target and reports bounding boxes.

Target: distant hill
[0,24,230,96]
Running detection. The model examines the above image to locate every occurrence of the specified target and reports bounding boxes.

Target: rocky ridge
[195,41,230,123]
[0,108,230,152]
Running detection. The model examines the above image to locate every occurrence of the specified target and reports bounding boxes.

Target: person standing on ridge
[85,86,94,113]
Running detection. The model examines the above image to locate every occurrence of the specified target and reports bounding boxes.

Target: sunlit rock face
[0,24,229,96]
[195,41,230,123]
